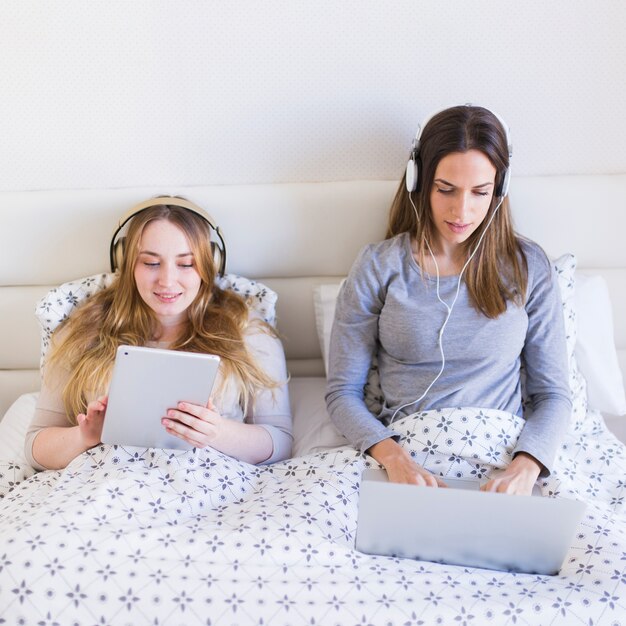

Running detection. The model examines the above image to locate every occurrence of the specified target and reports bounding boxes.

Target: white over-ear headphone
[109,196,227,276]
[405,104,513,197]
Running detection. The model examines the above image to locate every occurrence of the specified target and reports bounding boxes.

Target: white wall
[1,0,624,191]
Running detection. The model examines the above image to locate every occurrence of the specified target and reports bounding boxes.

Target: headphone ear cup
[210,242,224,277]
[113,237,125,273]
[499,167,511,198]
[406,158,418,193]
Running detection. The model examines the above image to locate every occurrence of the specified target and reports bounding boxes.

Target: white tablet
[101,345,221,450]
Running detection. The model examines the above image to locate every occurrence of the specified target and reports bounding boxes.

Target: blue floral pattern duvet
[1,406,625,625]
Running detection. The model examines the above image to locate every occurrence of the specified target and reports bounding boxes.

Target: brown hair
[47,203,278,421]
[387,105,527,318]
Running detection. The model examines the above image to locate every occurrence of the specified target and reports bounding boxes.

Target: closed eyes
[142,262,194,268]
[436,187,490,197]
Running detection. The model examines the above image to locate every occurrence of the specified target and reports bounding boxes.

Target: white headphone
[405,104,513,198]
[390,105,513,423]
[109,196,226,276]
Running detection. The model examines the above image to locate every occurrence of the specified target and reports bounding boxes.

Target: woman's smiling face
[428,149,497,255]
[133,219,202,328]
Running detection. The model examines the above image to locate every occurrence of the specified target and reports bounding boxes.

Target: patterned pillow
[552,253,577,363]
[35,272,278,369]
[520,253,588,425]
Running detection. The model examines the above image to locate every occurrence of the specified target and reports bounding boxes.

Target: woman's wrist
[368,438,404,466]
[76,423,100,450]
[512,451,543,477]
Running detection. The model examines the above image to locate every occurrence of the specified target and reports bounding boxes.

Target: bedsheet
[1,406,625,625]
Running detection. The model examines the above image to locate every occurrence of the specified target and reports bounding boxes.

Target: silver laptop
[356,468,586,575]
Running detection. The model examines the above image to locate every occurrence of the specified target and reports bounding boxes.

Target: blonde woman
[26,200,292,470]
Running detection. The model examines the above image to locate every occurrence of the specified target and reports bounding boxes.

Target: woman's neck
[154,320,185,344]
[412,237,467,277]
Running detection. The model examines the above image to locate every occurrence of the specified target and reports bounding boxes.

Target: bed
[1,176,626,625]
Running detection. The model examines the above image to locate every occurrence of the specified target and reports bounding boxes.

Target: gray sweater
[325,232,571,475]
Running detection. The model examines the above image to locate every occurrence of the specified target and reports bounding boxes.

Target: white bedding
[1,404,625,625]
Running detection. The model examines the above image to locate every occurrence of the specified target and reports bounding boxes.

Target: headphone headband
[406,104,513,197]
[109,196,227,276]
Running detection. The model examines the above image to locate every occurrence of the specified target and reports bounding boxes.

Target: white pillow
[574,273,626,415]
[313,282,343,374]
[552,254,577,362]
[36,272,279,368]
[0,392,38,464]
[551,254,588,424]
[289,377,348,456]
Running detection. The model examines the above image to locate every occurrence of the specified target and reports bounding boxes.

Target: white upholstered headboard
[1,175,625,421]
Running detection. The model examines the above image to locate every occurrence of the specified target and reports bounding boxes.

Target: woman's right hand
[31,395,109,470]
[76,395,108,448]
[368,438,447,487]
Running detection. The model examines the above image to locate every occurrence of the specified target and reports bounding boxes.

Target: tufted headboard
[1,175,625,421]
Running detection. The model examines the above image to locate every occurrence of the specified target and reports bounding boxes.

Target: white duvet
[1,406,625,625]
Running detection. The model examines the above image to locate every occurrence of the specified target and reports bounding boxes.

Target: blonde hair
[387,105,527,318]
[47,203,278,421]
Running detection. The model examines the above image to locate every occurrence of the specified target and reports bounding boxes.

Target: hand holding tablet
[101,345,221,450]
[162,396,226,448]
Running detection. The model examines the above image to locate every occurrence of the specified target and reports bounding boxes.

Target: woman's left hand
[162,398,231,448]
[481,452,543,496]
